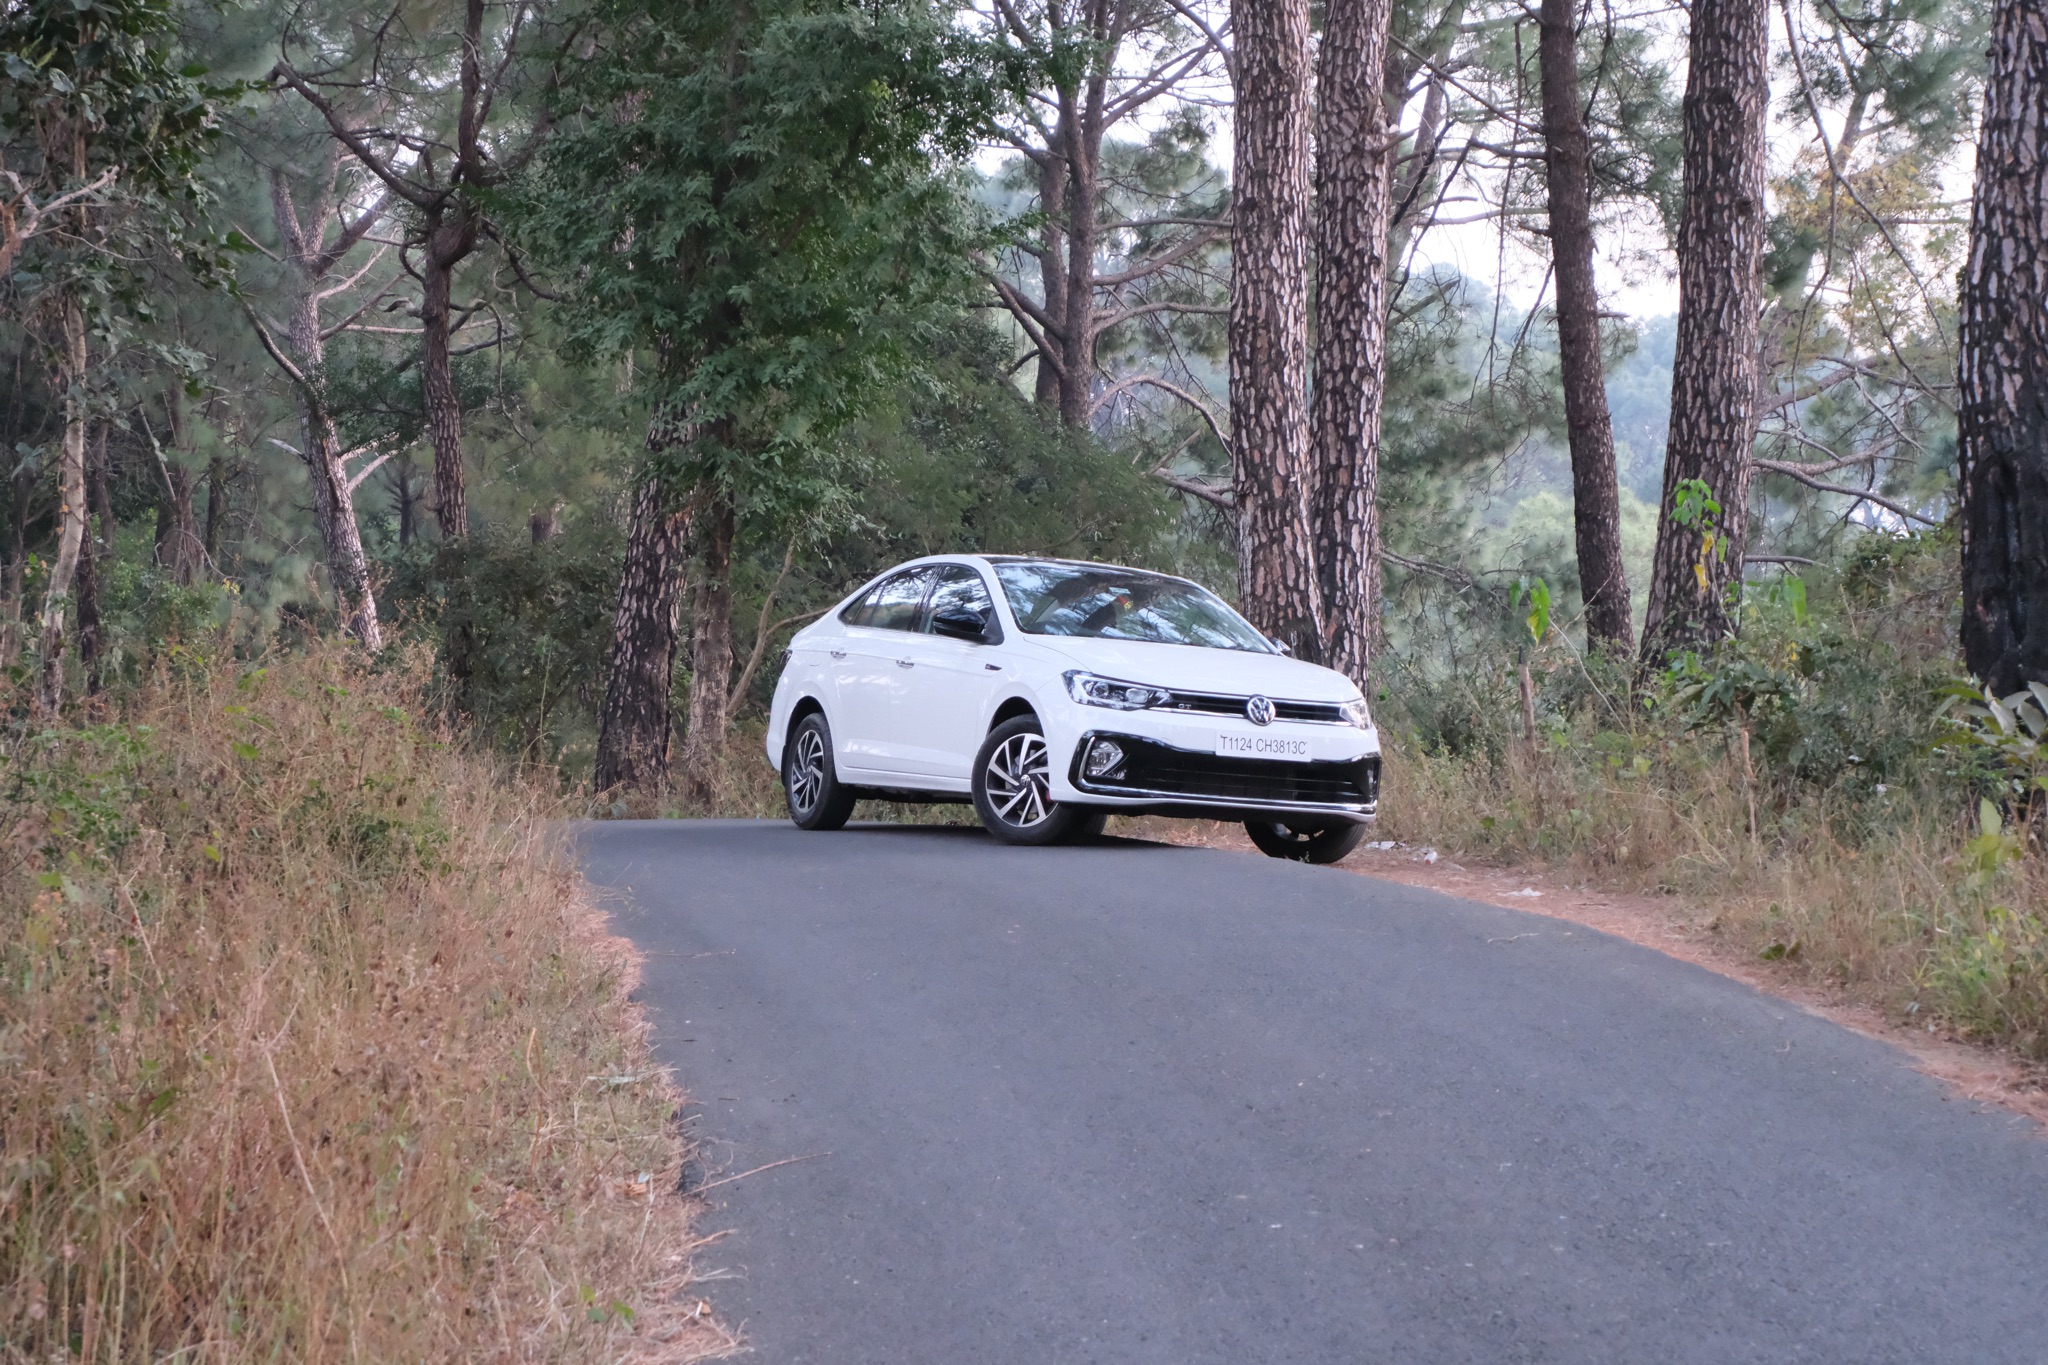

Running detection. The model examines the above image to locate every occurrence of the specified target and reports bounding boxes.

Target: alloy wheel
[984,732,1053,827]
[788,727,827,814]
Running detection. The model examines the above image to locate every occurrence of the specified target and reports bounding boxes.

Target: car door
[830,566,936,777]
[887,564,1008,781]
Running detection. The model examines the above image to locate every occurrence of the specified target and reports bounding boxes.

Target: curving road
[579,820,2048,1364]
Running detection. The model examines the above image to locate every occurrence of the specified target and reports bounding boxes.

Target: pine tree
[1230,0,1320,654]
[1538,0,1632,655]
[1957,0,2048,693]
[1309,0,1397,683]
[1638,0,1769,666]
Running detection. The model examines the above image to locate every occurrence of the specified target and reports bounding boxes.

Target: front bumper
[1065,731,1381,824]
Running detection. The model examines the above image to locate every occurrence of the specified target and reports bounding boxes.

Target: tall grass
[1,646,732,1361]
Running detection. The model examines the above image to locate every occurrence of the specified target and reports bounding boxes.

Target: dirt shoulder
[1125,817,2048,1134]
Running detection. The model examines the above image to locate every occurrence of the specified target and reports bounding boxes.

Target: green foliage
[512,0,1008,518]
[2,0,250,307]
[382,524,625,772]
[1935,681,2048,822]
[1510,574,1551,644]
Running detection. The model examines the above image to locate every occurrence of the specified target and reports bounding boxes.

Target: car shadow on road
[836,821,1181,852]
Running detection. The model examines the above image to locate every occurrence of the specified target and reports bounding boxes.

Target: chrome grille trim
[1159,688,1351,725]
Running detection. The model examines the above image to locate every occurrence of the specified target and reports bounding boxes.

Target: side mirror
[931,608,990,642]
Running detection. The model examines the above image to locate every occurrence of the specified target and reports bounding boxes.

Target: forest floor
[1125,817,2048,1134]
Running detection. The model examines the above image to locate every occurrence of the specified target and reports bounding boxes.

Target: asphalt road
[578,820,2048,1364]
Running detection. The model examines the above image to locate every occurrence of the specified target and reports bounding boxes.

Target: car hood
[1020,635,1359,701]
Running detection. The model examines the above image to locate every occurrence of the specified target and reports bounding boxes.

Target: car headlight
[1341,697,1373,730]
[1064,671,1172,710]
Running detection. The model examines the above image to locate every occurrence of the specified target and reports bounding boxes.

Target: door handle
[829,650,847,660]
[896,658,915,668]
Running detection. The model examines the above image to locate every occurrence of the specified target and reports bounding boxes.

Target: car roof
[870,553,1212,594]
[972,554,1198,581]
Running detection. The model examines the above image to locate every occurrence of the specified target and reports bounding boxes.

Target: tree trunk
[1230,0,1322,654]
[90,424,114,554]
[1033,146,1069,409]
[1638,0,1769,666]
[677,489,737,802]
[153,464,202,587]
[1058,78,1103,430]
[594,469,693,793]
[270,167,383,648]
[76,515,102,696]
[203,454,230,563]
[1310,0,1397,686]
[1539,0,1634,655]
[389,457,422,548]
[0,451,32,670]
[37,293,88,712]
[419,208,476,540]
[156,393,204,586]
[1959,0,2048,693]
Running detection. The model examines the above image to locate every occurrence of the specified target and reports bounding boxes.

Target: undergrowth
[0,645,734,1362]
[1374,534,2048,1058]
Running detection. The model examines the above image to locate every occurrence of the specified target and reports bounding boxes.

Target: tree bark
[1230,0,1322,654]
[1033,145,1069,409]
[153,464,202,587]
[203,453,230,562]
[419,207,477,540]
[76,514,102,695]
[268,163,384,648]
[1638,0,1769,666]
[37,293,88,712]
[1310,0,1397,685]
[593,464,693,793]
[0,447,33,670]
[1958,0,2048,694]
[90,424,115,554]
[1058,75,1103,430]
[677,488,737,801]
[156,392,204,586]
[1539,0,1633,654]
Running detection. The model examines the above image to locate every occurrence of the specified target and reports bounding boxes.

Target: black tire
[784,712,858,831]
[971,715,1101,846]
[1244,819,1367,865]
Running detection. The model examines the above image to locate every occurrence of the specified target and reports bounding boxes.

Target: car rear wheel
[784,712,858,831]
[1244,819,1365,865]
[972,716,1103,846]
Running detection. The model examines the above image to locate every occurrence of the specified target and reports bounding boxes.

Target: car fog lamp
[1085,739,1127,779]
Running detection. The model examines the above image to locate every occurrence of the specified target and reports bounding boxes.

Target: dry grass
[1375,735,2048,1055]
[1,646,736,1362]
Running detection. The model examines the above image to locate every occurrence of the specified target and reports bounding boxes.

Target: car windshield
[990,562,1274,652]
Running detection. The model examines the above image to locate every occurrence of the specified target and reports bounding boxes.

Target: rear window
[840,568,935,631]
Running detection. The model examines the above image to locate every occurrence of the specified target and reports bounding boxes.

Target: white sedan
[765,555,1382,862]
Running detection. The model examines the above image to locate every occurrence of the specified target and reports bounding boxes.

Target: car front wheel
[972,716,1105,846]
[1244,819,1365,865]
[784,712,858,831]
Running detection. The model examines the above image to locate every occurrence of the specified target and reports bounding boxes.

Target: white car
[765,555,1382,862]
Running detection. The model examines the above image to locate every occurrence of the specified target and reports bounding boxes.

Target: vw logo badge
[1246,694,1275,727]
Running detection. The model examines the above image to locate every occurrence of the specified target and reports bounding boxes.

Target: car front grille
[1076,736,1380,807]
[1161,690,1349,725]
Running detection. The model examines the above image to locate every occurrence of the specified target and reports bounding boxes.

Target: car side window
[843,568,934,632]
[923,566,996,634]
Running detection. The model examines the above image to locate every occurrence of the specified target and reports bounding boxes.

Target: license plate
[1216,732,1312,761]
